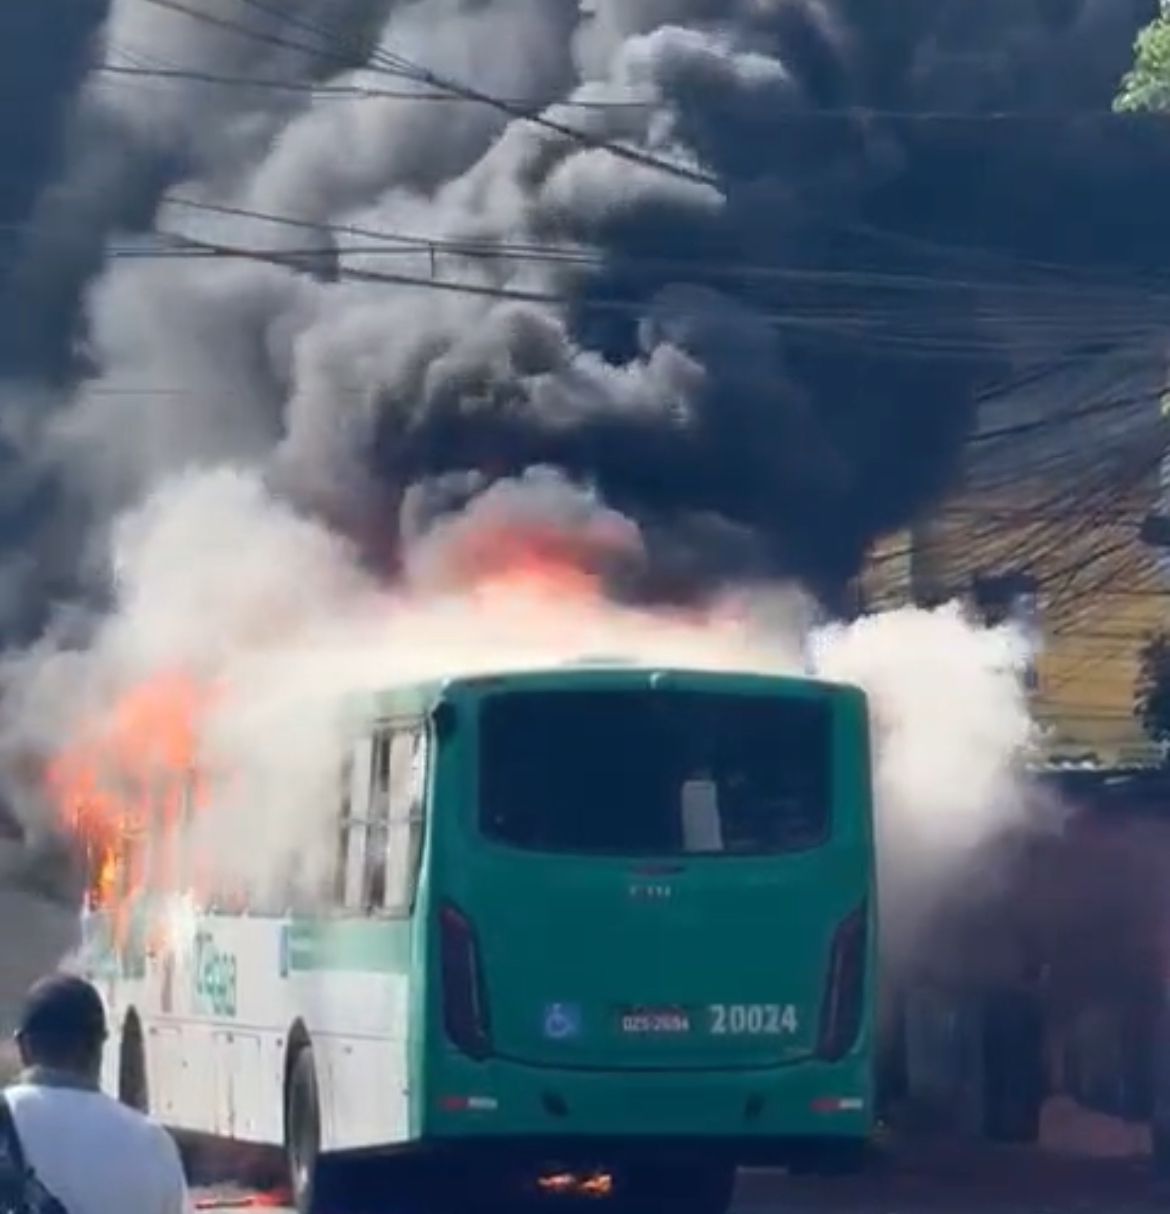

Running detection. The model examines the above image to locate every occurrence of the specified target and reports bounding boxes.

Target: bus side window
[338,736,374,913]
[333,751,354,907]
[363,730,393,913]
[384,727,427,917]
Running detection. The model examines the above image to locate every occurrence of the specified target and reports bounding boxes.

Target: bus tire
[620,1158,736,1214]
[285,1047,340,1214]
[118,1013,148,1114]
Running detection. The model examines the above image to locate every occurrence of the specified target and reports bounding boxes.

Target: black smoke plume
[0,0,1165,628]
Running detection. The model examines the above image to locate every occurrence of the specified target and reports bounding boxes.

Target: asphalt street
[190,1146,1166,1214]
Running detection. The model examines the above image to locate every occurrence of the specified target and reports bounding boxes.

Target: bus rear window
[478,690,832,856]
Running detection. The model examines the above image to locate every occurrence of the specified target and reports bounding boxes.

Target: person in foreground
[0,973,191,1214]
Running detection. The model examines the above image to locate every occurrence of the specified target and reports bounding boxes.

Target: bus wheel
[118,1014,148,1114]
[286,1048,340,1214]
[620,1159,736,1214]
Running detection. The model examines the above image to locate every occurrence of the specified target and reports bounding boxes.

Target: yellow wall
[861,486,1168,766]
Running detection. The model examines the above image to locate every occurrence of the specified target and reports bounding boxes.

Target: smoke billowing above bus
[0,465,1036,1022]
[0,0,1138,1003]
[0,0,1161,626]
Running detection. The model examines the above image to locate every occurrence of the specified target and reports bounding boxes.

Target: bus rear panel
[418,667,875,1164]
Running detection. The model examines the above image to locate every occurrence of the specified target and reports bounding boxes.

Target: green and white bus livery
[79,664,877,1214]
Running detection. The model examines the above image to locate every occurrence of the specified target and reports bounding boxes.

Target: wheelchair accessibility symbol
[543,1002,582,1041]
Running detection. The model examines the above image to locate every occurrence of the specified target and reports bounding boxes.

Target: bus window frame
[362,731,393,912]
[333,750,355,907]
[383,725,428,918]
[334,718,430,921]
[338,735,374,913]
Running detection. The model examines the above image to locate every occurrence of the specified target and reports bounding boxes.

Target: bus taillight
[816,902,867,1062]
[439,901,493,1060]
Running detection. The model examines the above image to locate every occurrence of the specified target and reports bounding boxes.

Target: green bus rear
[409,665,875,1206]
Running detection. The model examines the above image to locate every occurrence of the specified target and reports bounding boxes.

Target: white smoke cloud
[2,463,1038,953]
[244,0,581,220]
[814,604,1039,968]
[53,260,316,520]
[0,0,1052,1005]
[96,0,397,163]
[5,466,798,901]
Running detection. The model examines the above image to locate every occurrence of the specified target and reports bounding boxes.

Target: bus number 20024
[708,1003,799,1036]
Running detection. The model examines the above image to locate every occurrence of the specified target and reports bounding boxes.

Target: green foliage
[1116,4,1170,113]
[1135,631,1170,750]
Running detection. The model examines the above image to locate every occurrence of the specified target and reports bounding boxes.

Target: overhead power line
[137,0,718,190]
[92,63,1170,124]
[161,195,1170,305]
[93,64,653,110]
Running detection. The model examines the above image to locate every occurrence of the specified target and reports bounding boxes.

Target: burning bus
[57,662,876,1214]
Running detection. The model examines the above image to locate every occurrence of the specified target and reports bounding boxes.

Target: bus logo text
[194,931,238,1018]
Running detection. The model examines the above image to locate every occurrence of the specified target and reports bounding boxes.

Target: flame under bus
[80,665,876,1214]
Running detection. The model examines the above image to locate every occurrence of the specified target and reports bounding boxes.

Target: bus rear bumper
[422,1053,873,1147]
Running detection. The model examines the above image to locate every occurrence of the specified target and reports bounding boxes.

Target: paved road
[191,1148,1169,1214]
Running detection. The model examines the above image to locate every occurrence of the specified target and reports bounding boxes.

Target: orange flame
[47,672,212,923]
[439,523,612,601]
[193,1191,292,1211]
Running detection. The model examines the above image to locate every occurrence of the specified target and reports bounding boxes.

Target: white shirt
[5,1079,191,1214]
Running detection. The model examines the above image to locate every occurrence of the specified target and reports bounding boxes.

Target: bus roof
[340,662,865,724]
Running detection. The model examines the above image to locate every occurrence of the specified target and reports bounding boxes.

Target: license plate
[618,1007,691,1035]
